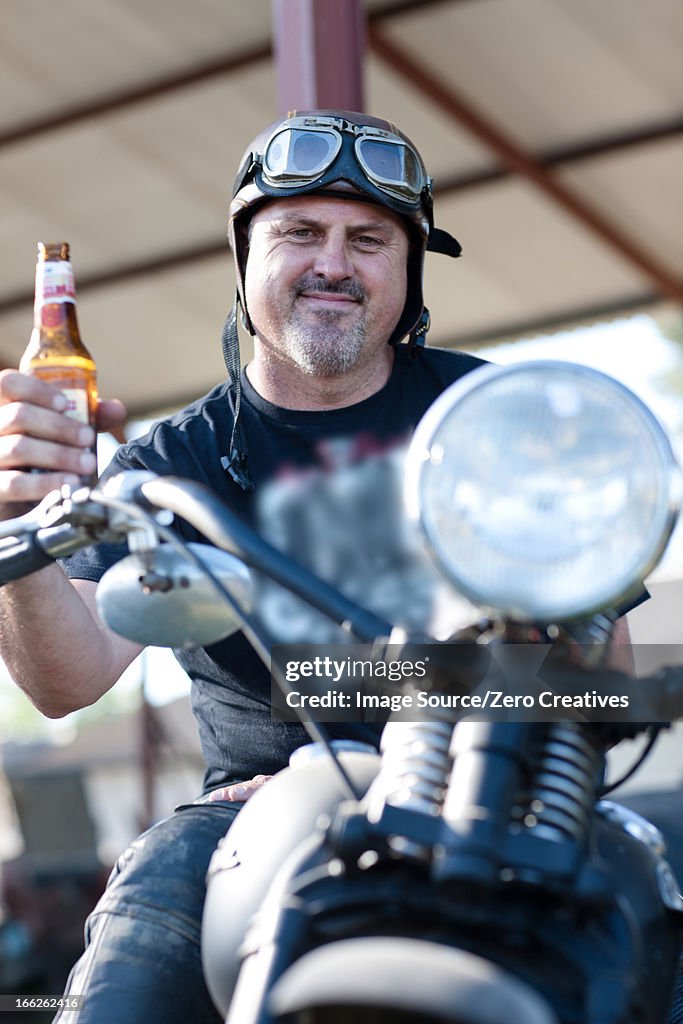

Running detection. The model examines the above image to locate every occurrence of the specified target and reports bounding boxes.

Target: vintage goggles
[251,115,432,212]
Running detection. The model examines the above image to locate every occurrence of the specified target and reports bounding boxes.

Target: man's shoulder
[156,379,233,433]
[393,344,488,398]
[129,380,231,446]
[416,344,489,381]
[107,379,233,480]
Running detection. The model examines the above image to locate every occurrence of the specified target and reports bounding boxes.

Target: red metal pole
[272,0,366,115]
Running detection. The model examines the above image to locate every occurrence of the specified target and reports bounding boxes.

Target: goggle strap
[427,227,462,258]
[233,152,258,199]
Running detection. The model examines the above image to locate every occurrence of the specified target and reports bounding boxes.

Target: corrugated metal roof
[0,0,681,415]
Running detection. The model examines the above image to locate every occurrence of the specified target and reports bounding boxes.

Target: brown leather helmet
[219,110,462,490]
[228,109,461,346]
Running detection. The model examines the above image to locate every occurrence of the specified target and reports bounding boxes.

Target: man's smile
[298,290,360,309]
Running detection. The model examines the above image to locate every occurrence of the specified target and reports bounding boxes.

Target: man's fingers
[0,400,96,447]
[0,370,128,437]
[0,434,97,476]
[0,370,127,517]
[207,774,273,803]
[0,469,83,506]
[96,398,127,433]
[0,369,70,412]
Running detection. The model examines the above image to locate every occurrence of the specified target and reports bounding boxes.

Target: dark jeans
[672,964,683,1024]
[53,802,239,1024]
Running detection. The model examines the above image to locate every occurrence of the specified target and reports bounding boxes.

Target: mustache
[294,275,366,302]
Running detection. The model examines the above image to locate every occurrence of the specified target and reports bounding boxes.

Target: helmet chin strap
[406,307,431,354]
[220,304,254,492]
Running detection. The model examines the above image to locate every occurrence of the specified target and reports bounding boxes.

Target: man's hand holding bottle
[0,241,126,516]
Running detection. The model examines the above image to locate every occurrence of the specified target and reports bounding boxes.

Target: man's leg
[53,802,239,1024]
[670,957,683,1024]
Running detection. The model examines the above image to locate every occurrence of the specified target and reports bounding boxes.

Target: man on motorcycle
[0,110,635,1022]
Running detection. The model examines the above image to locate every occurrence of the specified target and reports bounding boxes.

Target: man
[0,109,485,1021]
[0,111,632,1021]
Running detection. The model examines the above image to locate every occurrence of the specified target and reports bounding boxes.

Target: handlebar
[3,471,683,727]
[0,472,393,643]
[0,481,109,585]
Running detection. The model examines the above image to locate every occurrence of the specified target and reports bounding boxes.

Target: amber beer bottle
[20,241,98,482]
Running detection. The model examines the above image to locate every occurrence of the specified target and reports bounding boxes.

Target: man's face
[243,195,409,377]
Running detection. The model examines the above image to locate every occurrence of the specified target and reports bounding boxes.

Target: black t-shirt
[63,345,486,790]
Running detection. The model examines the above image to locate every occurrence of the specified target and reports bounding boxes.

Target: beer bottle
[20,241,98,482]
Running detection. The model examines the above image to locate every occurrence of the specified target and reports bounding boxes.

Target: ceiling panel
[380,0,683,149]
[558,138,683,274]
[424,179,647,346]
[0,0,273,128]
[0,0,680,416]
[0,255,236,415]
[366,54,498,180]
[0,63,278,290]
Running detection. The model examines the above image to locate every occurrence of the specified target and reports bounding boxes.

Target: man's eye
[356,235,382,247]
[288,228,314,239]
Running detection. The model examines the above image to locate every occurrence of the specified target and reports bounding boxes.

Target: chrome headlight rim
[405,360,680,623]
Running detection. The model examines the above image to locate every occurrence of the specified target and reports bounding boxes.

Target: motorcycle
[1,359,683,1023]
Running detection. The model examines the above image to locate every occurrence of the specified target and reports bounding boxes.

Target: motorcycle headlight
[405,361,680,622]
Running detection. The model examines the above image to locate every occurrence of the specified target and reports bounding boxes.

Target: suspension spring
[368,711,454,819]
[520,723,604,845]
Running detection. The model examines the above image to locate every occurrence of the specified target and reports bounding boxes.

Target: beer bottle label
[34,261,76,309]
[61,388,90,425]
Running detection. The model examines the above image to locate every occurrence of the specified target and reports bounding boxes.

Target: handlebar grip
[0,524,88,586]
[0,533,56,585]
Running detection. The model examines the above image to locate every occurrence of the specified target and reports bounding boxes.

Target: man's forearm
[0,566,140,717]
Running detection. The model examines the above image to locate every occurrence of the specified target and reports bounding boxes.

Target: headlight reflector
[405,361,679,621]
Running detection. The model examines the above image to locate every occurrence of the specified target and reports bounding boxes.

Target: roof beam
[0,111,680,321]
[0,243,228,319]
[436,290,662,349]
[436,116,683,195]
[0,241,229,386]
[0,0,455,151]
[368,27,683,306]
[0,116,680,321]
[0,45,272,150]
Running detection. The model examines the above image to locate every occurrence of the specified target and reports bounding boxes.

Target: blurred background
[0,0,682,1013]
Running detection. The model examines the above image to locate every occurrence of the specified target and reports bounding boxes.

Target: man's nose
[312,236,355,280]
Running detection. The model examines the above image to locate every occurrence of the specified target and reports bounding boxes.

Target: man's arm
[0,573,141,717]
[0,368,137,717]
